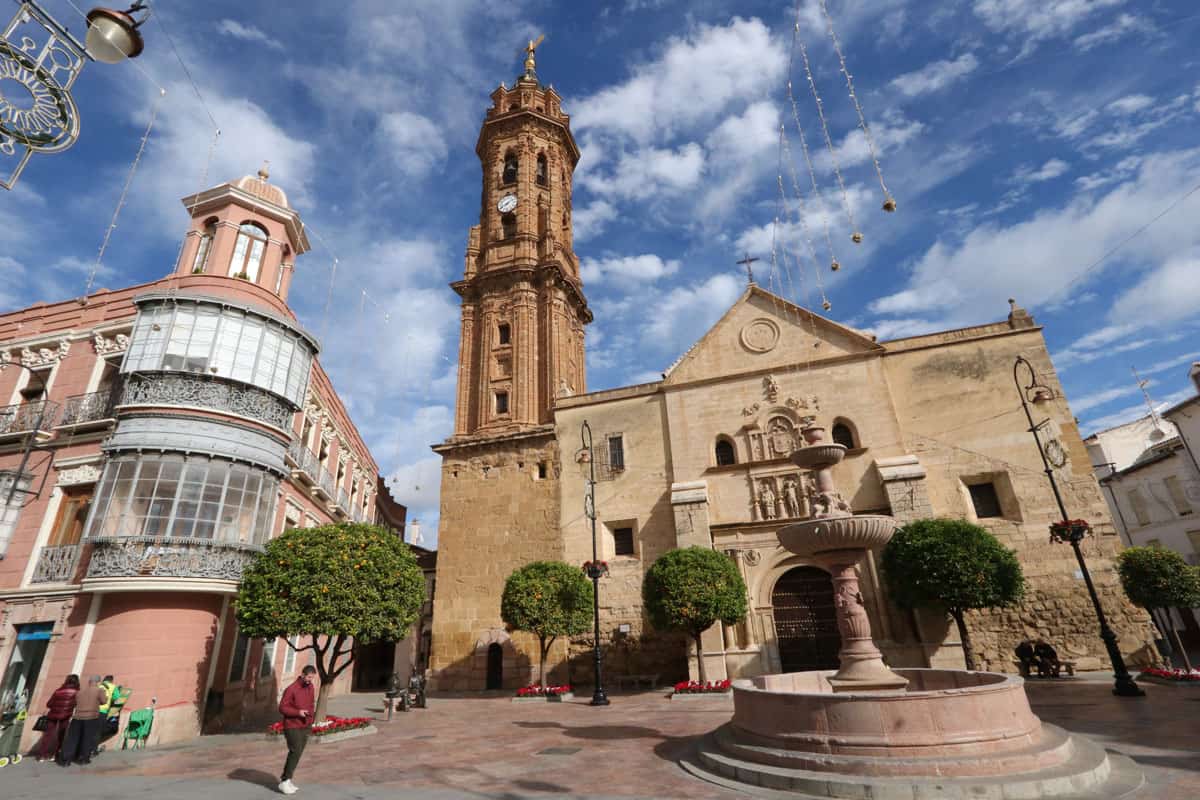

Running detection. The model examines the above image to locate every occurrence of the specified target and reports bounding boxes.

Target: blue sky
[4,1,1200,545]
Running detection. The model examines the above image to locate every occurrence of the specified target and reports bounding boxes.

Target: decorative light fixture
[0,1,150,189]
[85,3,149,64]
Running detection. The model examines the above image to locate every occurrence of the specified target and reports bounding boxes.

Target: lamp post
[1013,355,1143,697]
[576,420,610,706]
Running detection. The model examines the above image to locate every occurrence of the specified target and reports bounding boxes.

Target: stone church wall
[428,431,563,690]
[882,324,1156,671]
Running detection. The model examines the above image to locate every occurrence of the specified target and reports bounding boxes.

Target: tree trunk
[951,610,977,671]
[1164,608,1193,672]
[538,635,548,690]
[694,633,707,683]
[315,682,331,723]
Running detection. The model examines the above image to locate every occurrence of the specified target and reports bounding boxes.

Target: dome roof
[232,166,289,209]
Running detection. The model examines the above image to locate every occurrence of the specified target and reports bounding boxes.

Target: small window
[228,633,250,683]
[608,435,625,471]
[831,422,856,449]
[715,439,736,466]
[497,323,511,345]
[613,527,635,556]
[537,462,547,480]
[1165,476,1192,516]
[229,222,268,281]
[1128,488,1150,526]
[968,482,1003,519]
[259,639,276,678]
[501,213,517,240]
[191,218,216,273]
[536,154,548,186]
[495,391,509,415]
[503,152,518,184]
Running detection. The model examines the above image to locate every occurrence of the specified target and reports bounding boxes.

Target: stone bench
[612,673,660,691]
[1014,658,1076,678]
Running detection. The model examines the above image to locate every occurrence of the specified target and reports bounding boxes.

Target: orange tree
[881,518,1024,671]
[236,523,425,719]
[1116,546,1200,671]
[500,561,593,690]
[643,546,748,683]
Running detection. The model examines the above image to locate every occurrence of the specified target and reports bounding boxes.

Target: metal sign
[0,2,86,189]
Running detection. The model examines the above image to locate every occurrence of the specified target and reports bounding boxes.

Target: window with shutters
[1164,476,1192,516]
[1128,488,1151,527]
[228,632,250,683]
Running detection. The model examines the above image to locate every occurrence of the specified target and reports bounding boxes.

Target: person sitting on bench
[1033,640,1063,678]
[1015,640,1037,677]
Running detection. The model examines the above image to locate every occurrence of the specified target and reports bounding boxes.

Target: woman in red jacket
[32,674,79,762]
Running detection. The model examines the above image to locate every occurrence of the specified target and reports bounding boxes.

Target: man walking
[59,676,106,765]
[277,665,317,795]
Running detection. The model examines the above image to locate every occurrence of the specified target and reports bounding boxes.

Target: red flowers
[516,684,572,697]
[1142,667,1200,682]
[1049,519,1091,544]
[672,679,731,694]
[582,560,609,577]
[267,715,372,736]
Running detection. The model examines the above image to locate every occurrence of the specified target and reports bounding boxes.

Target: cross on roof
[736,254,760,286]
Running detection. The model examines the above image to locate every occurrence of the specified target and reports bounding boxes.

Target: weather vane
[520,33,544,78]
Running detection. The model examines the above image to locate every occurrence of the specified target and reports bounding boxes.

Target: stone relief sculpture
[763,374,780,402]
[767,417,797,458]
[782,477,802,518]
[757,479,778,520]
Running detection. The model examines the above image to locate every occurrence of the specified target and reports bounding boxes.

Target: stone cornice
[432,425,555,455]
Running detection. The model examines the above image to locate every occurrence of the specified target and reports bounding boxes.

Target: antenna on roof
[1132,366,1166,440]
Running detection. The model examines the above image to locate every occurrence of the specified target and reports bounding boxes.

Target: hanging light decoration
[85,3,150,64]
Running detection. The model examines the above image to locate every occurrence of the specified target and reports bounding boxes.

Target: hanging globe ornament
[830,260,840,272]
[882,196,897,213]
[851,232,863,244]
[822,300,832,311]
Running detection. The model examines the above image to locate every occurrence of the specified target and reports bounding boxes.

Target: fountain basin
[790,443,847,470]
[776,514,898,557]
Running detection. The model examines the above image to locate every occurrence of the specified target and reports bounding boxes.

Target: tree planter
[311,725,378,744]
[668,691,732,702]
[512,692,575,703]
[1138,668,1200,686]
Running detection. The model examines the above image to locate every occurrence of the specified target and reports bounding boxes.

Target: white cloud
[868,149,1200,332]
[377,111,448,176]
[1073,13,1154,52]
[1013,158,1069,183]
[578,142,705,201]
[581,254,680,288]
[573,200,618,242]
[1071,382,1150,414]
[572,17,787,143]
[860,317,943,340]
[216,19,284,50]
[973,0,1125,56]
[1136,351,1200,378]
[645,272,744,357]
[1074,155,1141,192]
[1107,94,1154,115]
[1080,387,1194,435]
[890,54,979,97]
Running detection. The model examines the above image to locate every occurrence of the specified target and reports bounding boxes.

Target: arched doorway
[772,566,840,672]
[485,642,503,689]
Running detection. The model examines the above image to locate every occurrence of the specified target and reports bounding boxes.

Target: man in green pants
[277,665,317,795]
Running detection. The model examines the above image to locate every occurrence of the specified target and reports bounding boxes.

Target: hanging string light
[797,40,860,245]
[780,129,828,305]
[776,158,830,315]
[817,0,896,213]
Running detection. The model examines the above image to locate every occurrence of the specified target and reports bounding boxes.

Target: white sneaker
[278,779,298,795]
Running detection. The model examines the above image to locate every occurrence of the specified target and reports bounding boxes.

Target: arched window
[536,153,547,186]
[831,421,856,449]
[502,152,518,184]
[191,218,217,273]
[501,213,517,240]
[715,438,736,466]
[229,222,268,282]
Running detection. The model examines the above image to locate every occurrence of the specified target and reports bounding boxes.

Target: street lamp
[576,420,610,706]
[1013,355,1143,697]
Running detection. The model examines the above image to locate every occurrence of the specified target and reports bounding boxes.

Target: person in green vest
[92,675,118,757]
[97,676,116,716]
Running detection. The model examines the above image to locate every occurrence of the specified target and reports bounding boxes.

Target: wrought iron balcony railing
[312,468,336,500]
[121,373,294,431]
[84,536,264,583]
[288,442,321,484]
[30,544,82,584]
[0,400,58,439]
[58,385,121,429]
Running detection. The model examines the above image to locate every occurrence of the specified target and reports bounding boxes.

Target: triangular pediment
[661,285,884,386]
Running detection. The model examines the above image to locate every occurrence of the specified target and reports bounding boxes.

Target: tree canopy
[881,518,1025,670]
[501,561,594,688]
[643,546,748,682]
[1116,546,1200,611]
[236,523,425,716]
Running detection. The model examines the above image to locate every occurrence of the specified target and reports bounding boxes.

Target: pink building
[0,170,401,747]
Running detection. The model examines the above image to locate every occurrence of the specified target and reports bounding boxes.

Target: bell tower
[451,43,591,437]
[430,43,587,691]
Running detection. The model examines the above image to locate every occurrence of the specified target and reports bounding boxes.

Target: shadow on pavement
[227,767,279,788]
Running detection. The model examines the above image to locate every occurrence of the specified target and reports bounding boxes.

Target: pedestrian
[58,676,106,766]
[277,665,317,795]
[93,675,117,756]
[31,674,78,762]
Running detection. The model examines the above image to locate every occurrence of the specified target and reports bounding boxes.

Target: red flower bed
[672,679,731,694]
[1141,667,1200,682]
[267,715,372,736]
[515,684,572,697]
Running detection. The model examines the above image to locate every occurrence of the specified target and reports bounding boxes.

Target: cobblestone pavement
[2,674,1197,799]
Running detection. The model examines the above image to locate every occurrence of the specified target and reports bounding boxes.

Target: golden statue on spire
[521,34,544,78]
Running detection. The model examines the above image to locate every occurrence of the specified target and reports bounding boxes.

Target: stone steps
[682,726,1145,799]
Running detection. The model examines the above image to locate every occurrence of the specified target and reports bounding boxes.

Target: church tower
[429,44,590,690]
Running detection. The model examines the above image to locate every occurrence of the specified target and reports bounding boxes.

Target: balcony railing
[58,385,121,429]
[121,373,293,431]
[334,487,351,516]
[314,469,335,500]
[0,400,58,440]
[85,536,264,583]
[288,442,321,485]
[30,544,82,584]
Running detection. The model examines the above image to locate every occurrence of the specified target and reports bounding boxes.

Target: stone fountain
[683,424,1143,799]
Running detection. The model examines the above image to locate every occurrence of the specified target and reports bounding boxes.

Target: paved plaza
[3,674,1198,799]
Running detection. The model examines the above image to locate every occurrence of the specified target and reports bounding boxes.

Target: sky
[3,0,1200,547]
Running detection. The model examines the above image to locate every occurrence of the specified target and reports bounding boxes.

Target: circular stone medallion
[740,318,780,353]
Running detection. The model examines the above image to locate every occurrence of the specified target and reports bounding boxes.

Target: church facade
[429,60,1155,691]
